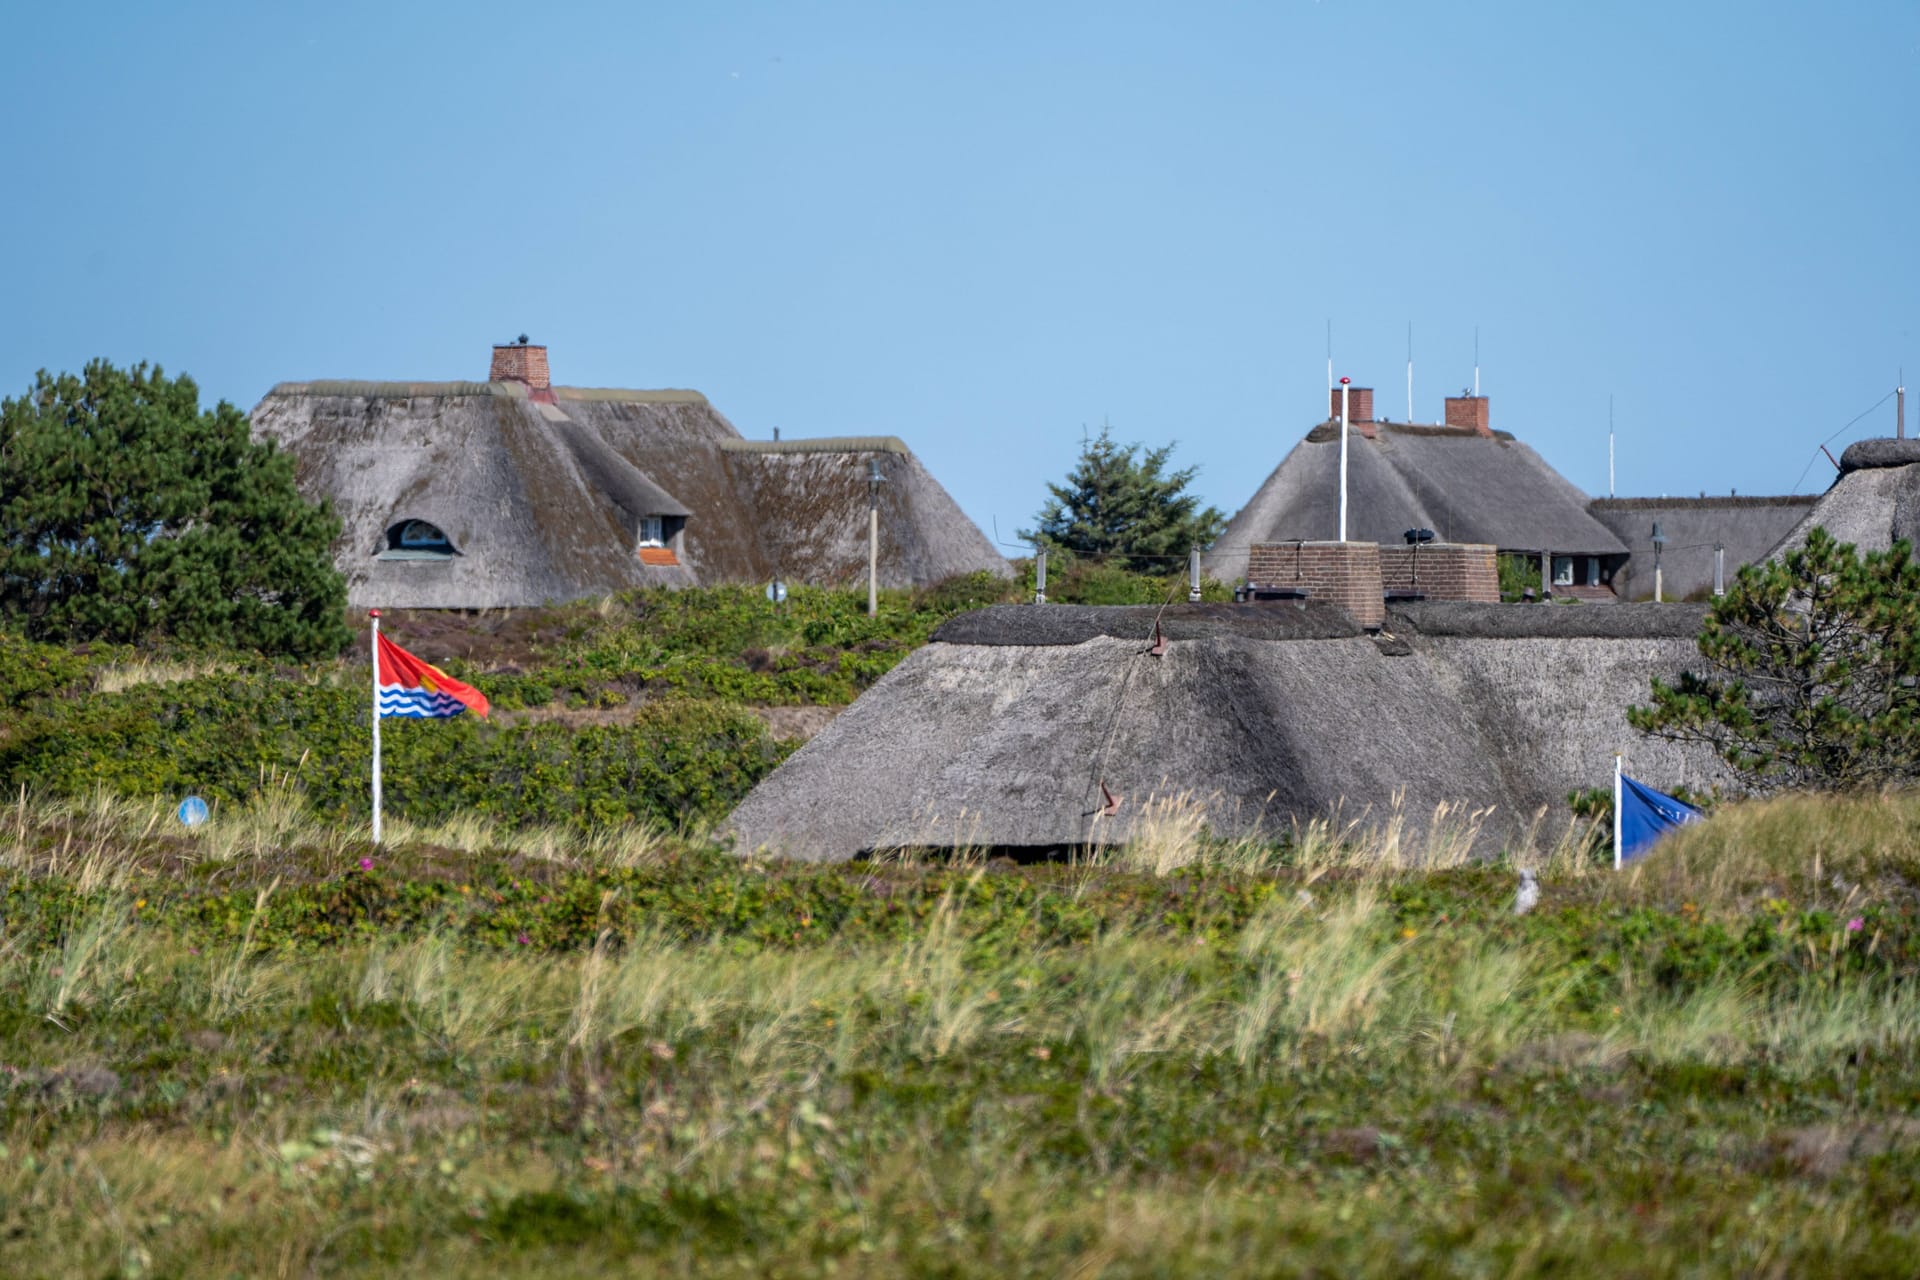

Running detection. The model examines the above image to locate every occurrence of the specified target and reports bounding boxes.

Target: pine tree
[1631,526,1920,790]
[0,361,351,657]
[1022,428,1225,573]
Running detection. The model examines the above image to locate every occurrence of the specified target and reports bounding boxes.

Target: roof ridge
[721,436,908,455]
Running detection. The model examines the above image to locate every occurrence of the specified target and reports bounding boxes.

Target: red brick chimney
[1444,394,1491,436]
[1330,386,1375,423]
[489,338,551,391]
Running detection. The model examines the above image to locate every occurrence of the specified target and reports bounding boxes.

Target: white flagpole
[1338,377,1350,542]
[370,609,383,846]
[1613,753,1623,871]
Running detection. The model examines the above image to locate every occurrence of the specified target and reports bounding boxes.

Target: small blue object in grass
[766,579,788,605]
[177,796,210,828]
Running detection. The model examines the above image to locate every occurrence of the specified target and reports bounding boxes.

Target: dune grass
[0,789,1917,1275]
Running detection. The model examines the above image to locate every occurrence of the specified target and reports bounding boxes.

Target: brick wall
[1329,386,1375,424]
[490,344,551,390]
[1444,395,1491,435]
[1247,541,1384,628]
[1378,543,1499,602]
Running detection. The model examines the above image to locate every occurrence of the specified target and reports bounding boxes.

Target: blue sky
[6,2,1917,543]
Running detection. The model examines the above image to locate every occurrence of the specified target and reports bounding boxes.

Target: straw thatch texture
[935,602,1360,645]
[1769,441,1920,559]
[726,448,1012,588]
[251,388,697,608]
[1385,600,1708,639]
[1588,497,1815,600]
[725,602,1727,862]
[1206,424,1626,578]
[252,383,1008,605]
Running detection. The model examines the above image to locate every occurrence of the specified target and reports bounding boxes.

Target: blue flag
[1617,774,1702,864]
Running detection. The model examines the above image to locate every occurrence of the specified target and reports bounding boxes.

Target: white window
[1552,556,1574,587]
[639,515,665,547]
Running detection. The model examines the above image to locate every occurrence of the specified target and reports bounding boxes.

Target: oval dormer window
[380,519,457,559]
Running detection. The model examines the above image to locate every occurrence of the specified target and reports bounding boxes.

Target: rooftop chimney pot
[1444,394,1491,436]
[1330,386,1376,437]
[490,340,551,391]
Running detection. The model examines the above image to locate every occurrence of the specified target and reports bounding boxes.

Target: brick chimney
[490,337,550,391]
[1444,394,1491,436]
[1330,386,1375,424]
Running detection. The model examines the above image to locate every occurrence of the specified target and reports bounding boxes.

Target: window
[379,519,456,559]
[1586,557,1601,587]
[638,515,665,547]
[1552,556,1574,587]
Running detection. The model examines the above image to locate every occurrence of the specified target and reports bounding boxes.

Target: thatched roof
[1586,497,1816,600]
[251,382,1009,607]
[725,601,1728,862]
[1207,423,1626,577]
[1769,438,1920,559]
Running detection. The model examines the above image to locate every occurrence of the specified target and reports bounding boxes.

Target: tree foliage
[1630,526,1920,790]
[0,361,350,657]
[1021,428,1225,573]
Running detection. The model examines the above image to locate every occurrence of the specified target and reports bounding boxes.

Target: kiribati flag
[376,634,490,719]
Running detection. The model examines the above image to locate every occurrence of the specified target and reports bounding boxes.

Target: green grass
[1,789,1918,1276]
[2,581,1917,1274]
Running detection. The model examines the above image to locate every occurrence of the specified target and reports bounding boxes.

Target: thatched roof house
[251,343,1008,608]
[1207,391,1629,597]
[725,600,1728,861]
[1769,439,1920,558]
[1588,495,1816,600]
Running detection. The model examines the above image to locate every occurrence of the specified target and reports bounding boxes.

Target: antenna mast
[1608,395,1615,498]
[1473,326,1480,397]
[1406,322,1414,422]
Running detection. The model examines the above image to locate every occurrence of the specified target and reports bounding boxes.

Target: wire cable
[1789,390,1896,495]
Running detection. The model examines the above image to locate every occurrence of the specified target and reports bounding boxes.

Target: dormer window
[635,514,685,566]
[379,519,458,560]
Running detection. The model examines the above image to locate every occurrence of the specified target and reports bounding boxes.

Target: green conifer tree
[1022,428,1225,574]
[1631,526,1920,790]
[0,361,350,657]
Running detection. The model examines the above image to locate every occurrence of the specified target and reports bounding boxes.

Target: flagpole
[370,609,383,846]
[1613,753,1623,872]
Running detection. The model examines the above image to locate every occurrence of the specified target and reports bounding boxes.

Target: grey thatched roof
[1769,439,1920,560]
[1206,423,1626,578]
[1384,600,1708,638]
[725,602,1728,861]
[1839,438,1920,473]
[251,382,1009,607]
[1586,497,1816,601]
[935,602,1361,645]
[251,387,700,608]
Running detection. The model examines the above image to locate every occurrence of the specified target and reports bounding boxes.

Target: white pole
[370,610,383,846]
[1338,377,1350,542]
[1406,322,1413,423]
[1608,395,1615,498]
[1613,753,1623,871]
[868,502,879,617]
